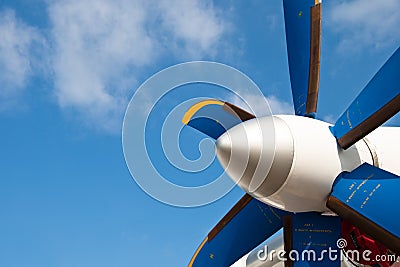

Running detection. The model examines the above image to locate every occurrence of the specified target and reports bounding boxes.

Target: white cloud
[266,95,294,115]
[156,1,226,58]
[327,0,400,51]
[48,0,153,131]
[0,9,44,110]
[229,93,294,117]
[48,0,227,132]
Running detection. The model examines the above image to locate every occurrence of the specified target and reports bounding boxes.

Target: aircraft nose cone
[215,117,276,194]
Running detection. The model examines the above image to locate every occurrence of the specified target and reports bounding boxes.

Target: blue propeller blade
[189,194,288,267]
[283,0,322,117]
[327,163,400,255]
[332,47,400,149]
[283,212,341,266]
[182,100,255,139]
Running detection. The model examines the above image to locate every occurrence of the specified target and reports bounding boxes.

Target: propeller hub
[215,116,294,201]
[215,115,370,212]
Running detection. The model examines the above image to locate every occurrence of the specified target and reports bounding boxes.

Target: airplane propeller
[332,47,400,149]
[182,0,400,266]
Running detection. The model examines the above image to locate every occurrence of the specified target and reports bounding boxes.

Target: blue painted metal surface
[283,0,316,116]
[332,47,400,149]
[187,117,230,139]
[187,105,242,138]
[184,101,250,139]
[330,163,400,240]
[289,213,341,266]
[189,197,288,267]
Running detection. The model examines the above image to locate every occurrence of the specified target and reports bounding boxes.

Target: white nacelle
[216,115,400,213]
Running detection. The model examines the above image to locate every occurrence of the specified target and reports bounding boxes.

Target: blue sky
[1,0,400,266]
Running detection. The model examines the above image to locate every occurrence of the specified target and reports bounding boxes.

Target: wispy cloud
[266,95,294,115]
[48,0,154,132]
[327,0,400,52]
[229,93,294,117]
[0,9,44,110]
[47,0,228,132]
[156,1,226,58]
